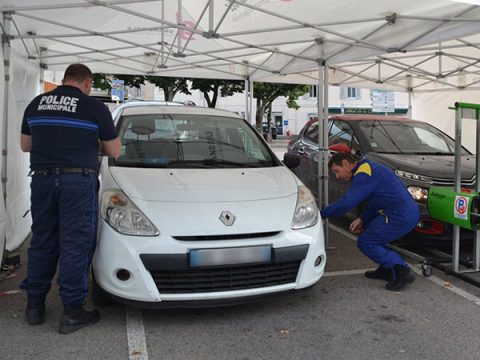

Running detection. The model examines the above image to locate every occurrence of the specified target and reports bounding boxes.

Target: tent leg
[245,78,249,121]
[249,80,254,127]
[1,12,11,208]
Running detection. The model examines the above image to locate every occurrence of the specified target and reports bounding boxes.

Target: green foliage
[146,76,190,101]
[254,82,310,129]
[190,79,244,108]
[92,73,111,91]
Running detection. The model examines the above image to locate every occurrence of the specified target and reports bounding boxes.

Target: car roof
[307,115,422,125]
[329,114,419,122]
[120,104,243,119]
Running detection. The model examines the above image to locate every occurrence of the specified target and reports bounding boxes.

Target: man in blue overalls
[20,64,121,334]
[321,152,419,291]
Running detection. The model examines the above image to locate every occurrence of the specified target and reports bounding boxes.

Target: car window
[358,120,468,155]
[328,121,360,154]
[304,122,319,143]
[114,113,277,168]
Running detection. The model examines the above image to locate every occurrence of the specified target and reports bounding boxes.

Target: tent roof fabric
[1,0,480,92]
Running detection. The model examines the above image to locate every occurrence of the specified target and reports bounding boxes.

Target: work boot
[385,265,416,291]
[364,265,389,281]
[26,303,45,325]
[59,306,100,335]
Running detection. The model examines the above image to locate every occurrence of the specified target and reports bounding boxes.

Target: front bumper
[93,219,326,305]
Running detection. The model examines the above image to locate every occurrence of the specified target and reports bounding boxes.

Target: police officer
[20,64,121,334]
[320,152,419,291]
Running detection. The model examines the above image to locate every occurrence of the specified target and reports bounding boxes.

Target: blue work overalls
[321,159,420,268]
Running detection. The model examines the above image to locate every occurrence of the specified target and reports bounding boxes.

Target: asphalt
[1,138,480,360]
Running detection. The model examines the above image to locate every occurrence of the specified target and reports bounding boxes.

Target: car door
[291,121,322,197]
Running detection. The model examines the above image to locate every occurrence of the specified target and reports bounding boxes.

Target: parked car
[262,122,278,140]
[92,102,325,307]
[288,115,476,244]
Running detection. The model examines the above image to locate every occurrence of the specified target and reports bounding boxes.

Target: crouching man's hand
[349,218,364,234]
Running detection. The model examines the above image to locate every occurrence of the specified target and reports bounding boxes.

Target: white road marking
[328,223,480,306]
[410,265,480,306]
[126,306,149,360]
[324,269,373,277]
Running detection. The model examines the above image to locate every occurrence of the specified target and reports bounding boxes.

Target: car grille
[430,175,476,187]
[148,261,301,294]
[172,231,280,241]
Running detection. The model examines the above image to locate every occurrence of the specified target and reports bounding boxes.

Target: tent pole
[177,0,182,55]
[323,64,329,213]
[244,78,249,121]
[250,81,254,127]
[1,12,11,209]
[208,0,214,33]
[317,63,328,247]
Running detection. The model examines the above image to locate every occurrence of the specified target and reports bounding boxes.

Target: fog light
[314,256,322,267]
[116,269,131,281]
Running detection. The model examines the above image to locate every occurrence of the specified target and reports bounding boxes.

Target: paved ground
[2,139,480,359]
[2,226,480,360]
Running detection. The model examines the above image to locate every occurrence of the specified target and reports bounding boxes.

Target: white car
[92,102,326,307]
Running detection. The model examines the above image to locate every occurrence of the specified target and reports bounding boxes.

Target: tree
[253,83,310,131]
[92,74,189,102]
[190,79,244,108]
[146,76,190,101]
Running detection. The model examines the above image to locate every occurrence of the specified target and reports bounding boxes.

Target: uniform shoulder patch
[354,163,372,176]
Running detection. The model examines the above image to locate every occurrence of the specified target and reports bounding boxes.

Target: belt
[30,167,97,176]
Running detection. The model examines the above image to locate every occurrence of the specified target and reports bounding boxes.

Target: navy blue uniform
[320,159,419,268]
[20,85,117,307]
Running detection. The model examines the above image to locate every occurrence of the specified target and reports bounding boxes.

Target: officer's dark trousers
[20,173,99,307]
[357,205,419,269]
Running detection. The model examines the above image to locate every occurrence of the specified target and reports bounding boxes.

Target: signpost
[371,89,395,113]
[111,79,125,102]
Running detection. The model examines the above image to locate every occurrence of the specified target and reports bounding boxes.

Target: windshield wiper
[202,159,247,167]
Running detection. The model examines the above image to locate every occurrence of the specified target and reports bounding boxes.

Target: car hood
[106,166,301,235]
[367,153,476,179]
[108,166,298,202]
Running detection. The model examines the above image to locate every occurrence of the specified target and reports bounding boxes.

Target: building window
[310,85,318,98]
[340,87,361,100]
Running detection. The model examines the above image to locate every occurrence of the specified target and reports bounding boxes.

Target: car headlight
[395,170,432,184]
[407,186,428,203]
[291,185,319,229]
[100,189,159,236]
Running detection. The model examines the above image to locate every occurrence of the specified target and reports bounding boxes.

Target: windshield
[358,120,469,155]
[113,113,277,168]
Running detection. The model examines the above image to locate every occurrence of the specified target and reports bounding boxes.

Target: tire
[91,272,115,306]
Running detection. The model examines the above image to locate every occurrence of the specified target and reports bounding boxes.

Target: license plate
[190,245,271,268]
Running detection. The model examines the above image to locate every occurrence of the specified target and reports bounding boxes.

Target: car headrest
[328,143,351,154]
[131,117,156,135]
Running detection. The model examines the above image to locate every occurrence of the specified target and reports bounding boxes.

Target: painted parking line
[324,269,373,277]
[328,223,480,307]
[126,306,149,360]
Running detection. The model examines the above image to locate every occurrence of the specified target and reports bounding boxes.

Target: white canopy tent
[1,0,480,260]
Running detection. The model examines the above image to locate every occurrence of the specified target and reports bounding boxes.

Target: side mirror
[283,153,300,169]
[328,143,351,154]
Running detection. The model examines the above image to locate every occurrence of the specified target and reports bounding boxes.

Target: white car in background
[92,102,325,307]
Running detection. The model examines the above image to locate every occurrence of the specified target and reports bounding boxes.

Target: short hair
[63,64,92,83]
[328,152,357,168]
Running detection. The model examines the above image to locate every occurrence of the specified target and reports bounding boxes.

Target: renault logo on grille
[219,211,235,226]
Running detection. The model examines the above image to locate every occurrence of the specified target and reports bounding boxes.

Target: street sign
[111,79,125,102]
[371,89,395,113]
[111,89,124,102]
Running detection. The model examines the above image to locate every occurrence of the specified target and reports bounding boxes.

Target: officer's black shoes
[385,265,416,291]
[59,306,100,335]
[364,265,389,280]
[26,303,45,325]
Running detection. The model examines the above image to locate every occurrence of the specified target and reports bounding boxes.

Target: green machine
[427,102,480,273]
[428,187,480,230]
